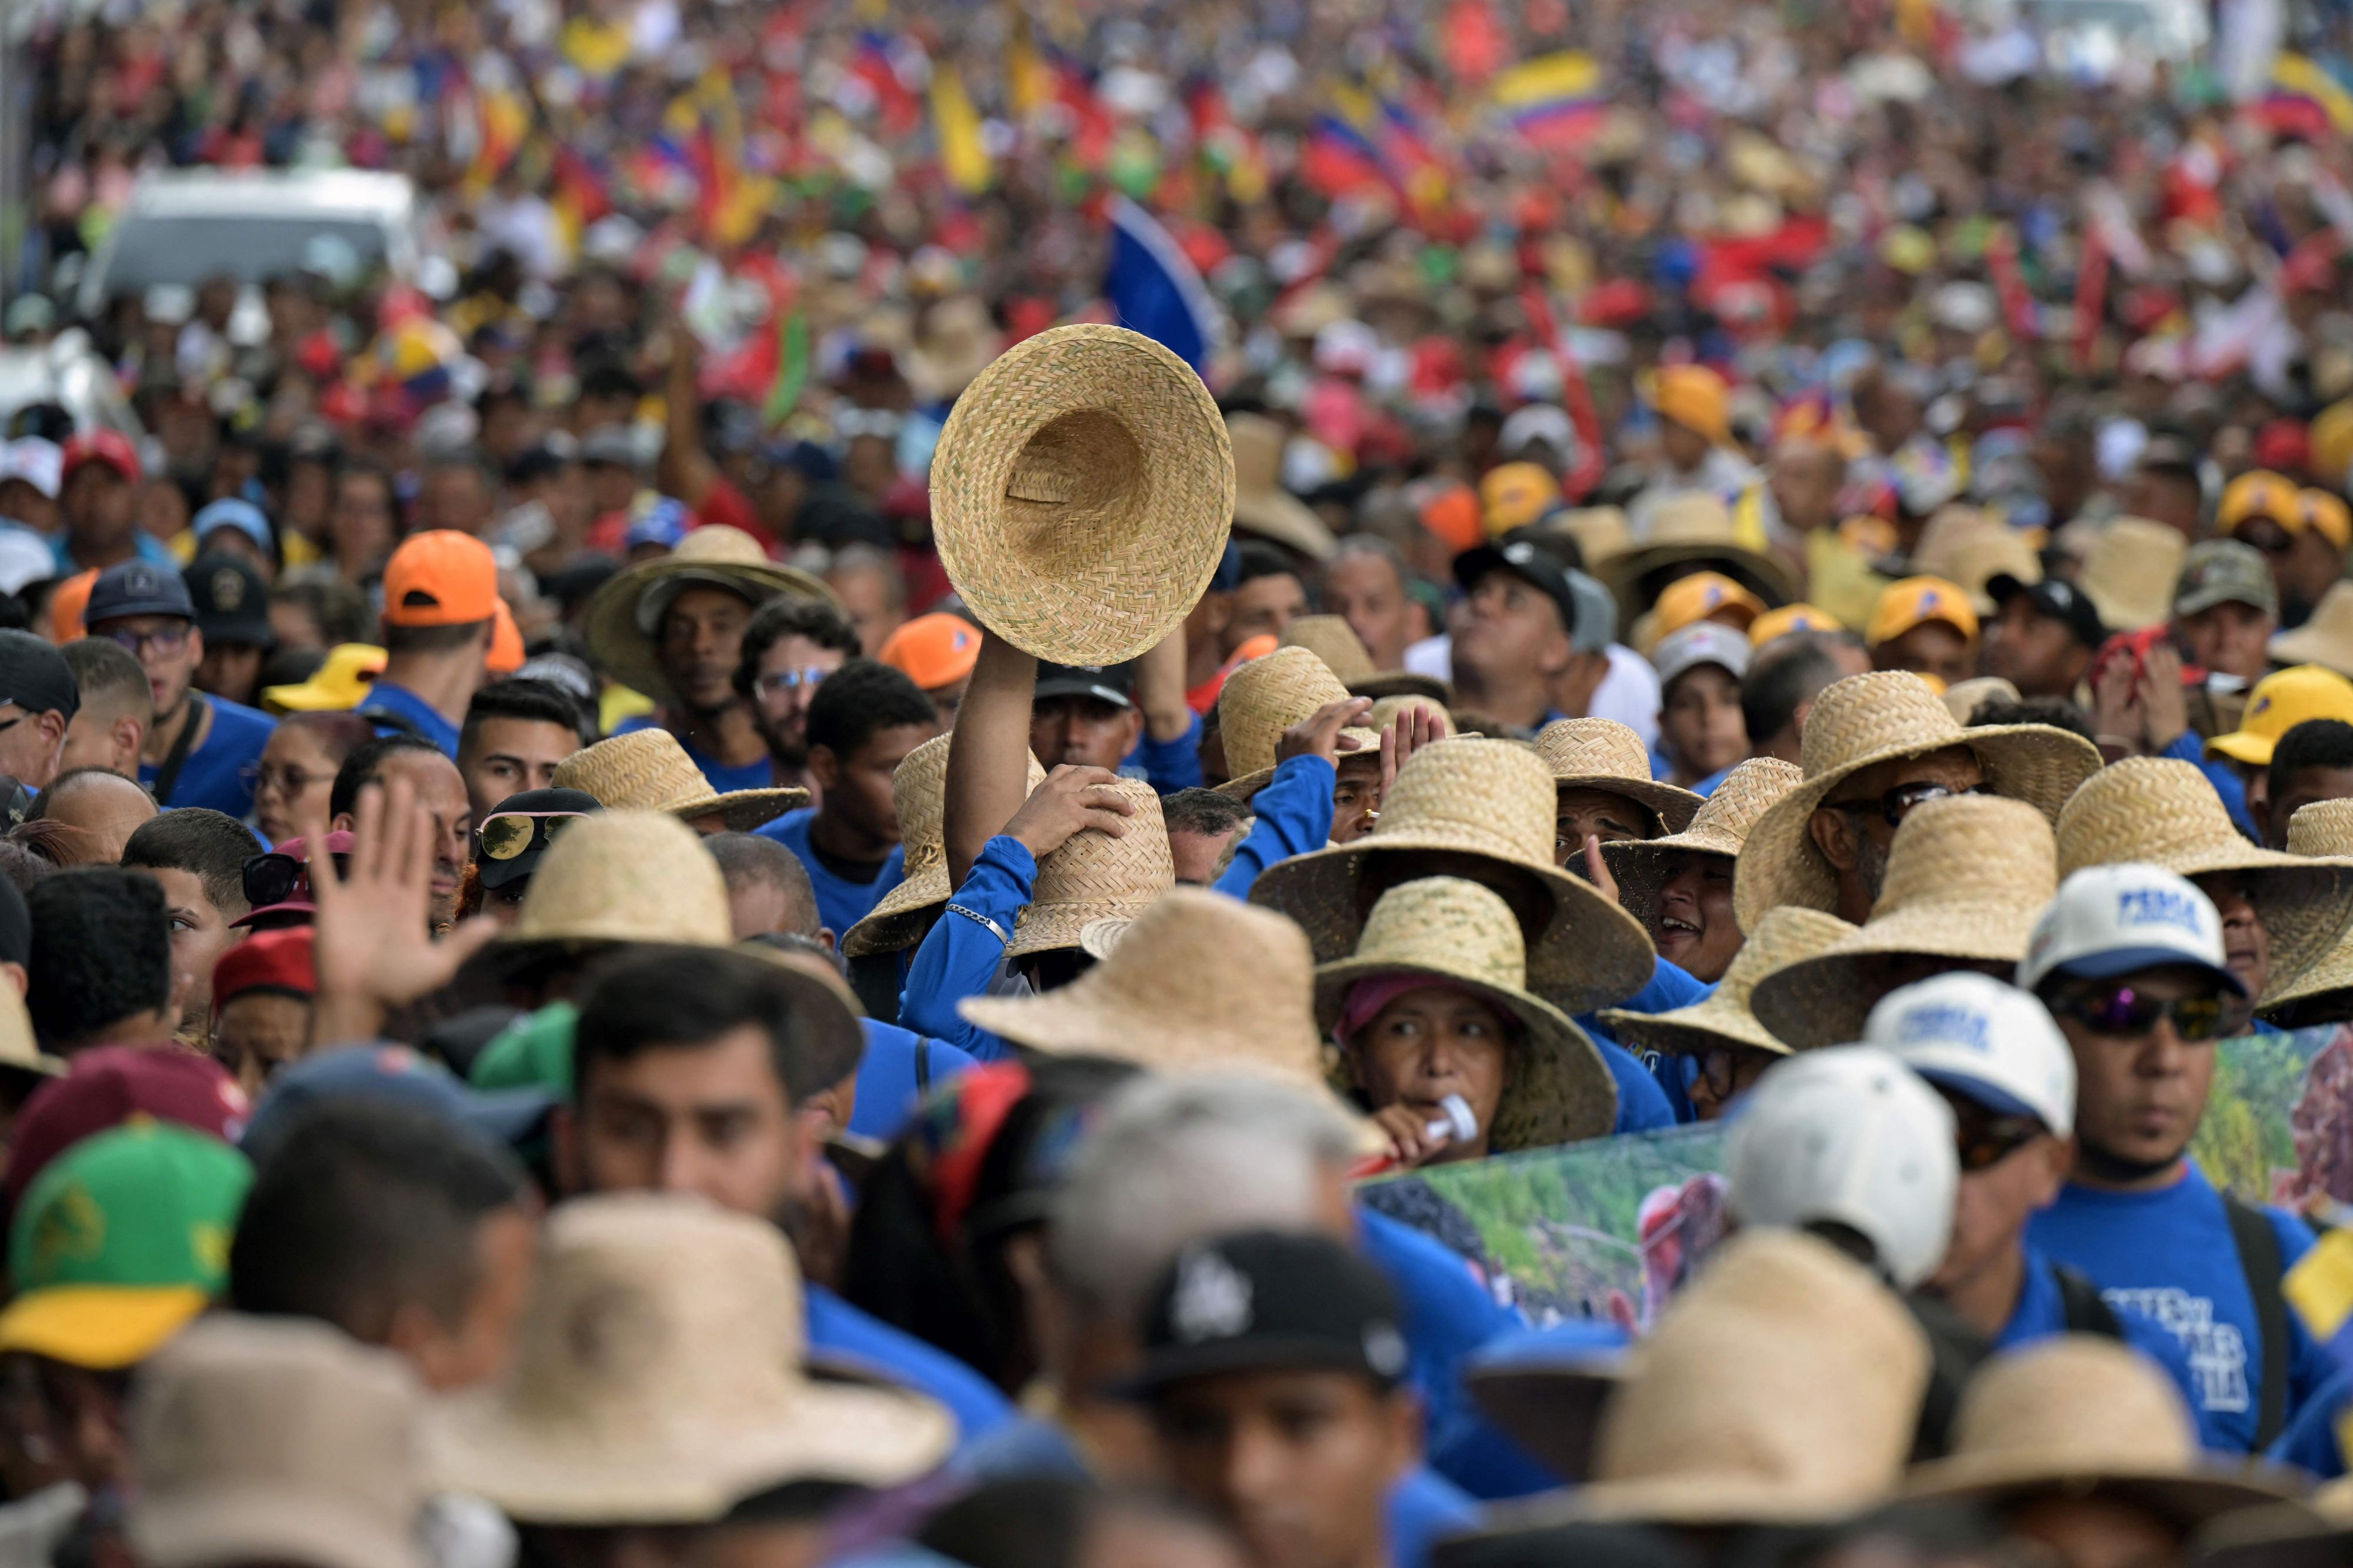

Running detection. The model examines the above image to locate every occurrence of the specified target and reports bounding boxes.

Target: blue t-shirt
[758,808,906,940]
[1577,959,1704,1132]
[1122,709,1204,795]
[614,712,778,793]
[2271,1369,2349,1479]
[358,680,461,757]
[139,694,275,816]
[851,1019,975,1142]
[52,532,178,573]
[804,1282,1014,1444]
[2027,1162,2331,1453]
[1998,1245,2201,1408]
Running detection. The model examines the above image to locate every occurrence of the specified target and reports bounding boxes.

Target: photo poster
[2195,1021,2353,1213]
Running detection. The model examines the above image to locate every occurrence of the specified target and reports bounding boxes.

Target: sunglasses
[241,849,348,909]
[1832,780,1989,828]
[2048,984,2228,1043]
[476,810,586,862]
[1945,1097,2048,1173]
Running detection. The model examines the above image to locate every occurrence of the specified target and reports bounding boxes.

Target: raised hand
[1002,764,1135,860]
[1277,696,1375,768]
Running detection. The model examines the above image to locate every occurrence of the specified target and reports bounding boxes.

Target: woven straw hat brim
[1233,488,1338,561]
[671,788,808,833]
[1215,728,1382,802]
[584,559,839,708]
[1251,840,1656,1017]
[1747,900,2039,1049]
[1602,833,1738,934]
[931,324,1235,665]
[2267,619,2353,676]
[1732,724,2102,930]
[2065,841,2353,1005]
[1598,542,1799,622]
[1313,958,1618,1146]
[1551,775,1705,835]
[1349,672,1452,702]
[427,1377,952,1524]
[840,849,949,958]
[1502,1470,1895,1529]
[958,989,1327,1096]
[1597,1003,1788,1059]
[1004,894,1165,959]
[1902,1456,2307,1530]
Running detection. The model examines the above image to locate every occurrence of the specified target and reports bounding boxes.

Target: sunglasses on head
[242,849,348,909]
[476,810,587,863]
[2049,983,2227,1043]
[1832,780,1989,829]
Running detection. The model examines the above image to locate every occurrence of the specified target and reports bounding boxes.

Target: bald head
[705,832,822,942]
[31,768,159,864]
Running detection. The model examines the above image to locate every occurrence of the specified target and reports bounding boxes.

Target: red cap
[4,1046,249,1216]
[211,927,316,1011]
[382,531,498,628]
[61,429,141,487]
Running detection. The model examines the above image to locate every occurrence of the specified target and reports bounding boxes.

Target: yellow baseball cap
[1653,571,1765,638]
[2302,489,2352,551]
[1748,602,1844,645]
[2219,470,2302,535]
[2207,664,2353,767]
[1479,463,1562,538]
[1651,365,1731,446]
[260,643,388,713]
[1867,576,1979,649]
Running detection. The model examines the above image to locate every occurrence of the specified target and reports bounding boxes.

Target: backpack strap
[2053,1263,2124,1340]
[2221,1193,2290,1449]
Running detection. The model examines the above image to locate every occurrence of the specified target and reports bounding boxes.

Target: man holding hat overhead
[358,531,499,758]
[0,629,79,790]
[86,561,275,816]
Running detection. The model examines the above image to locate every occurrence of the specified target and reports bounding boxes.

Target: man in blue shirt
[1031,659,1199,797]
[52,430,178,576]
[2022,863,2334,1454]
[756,660,936,939]
[85,561,275,817]
[356,530,498,758]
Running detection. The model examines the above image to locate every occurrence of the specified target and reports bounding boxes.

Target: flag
[764,307,811,426]
[1490,51,1605,145]
[1302,115,1393,198]
[1006,19,1053,119]
[2265,52,2353,138]
[1104,195,1224,373]
[931,64,993,194]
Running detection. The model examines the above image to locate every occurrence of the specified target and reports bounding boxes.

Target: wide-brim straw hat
[842,738,1045,958]
[428,1195,952,1523]
[1228,414,1337,561]
[2058,757,2353,1007]
[932,325,1234,665]
[1002,779,1173,958]
[1216,646,1381,800]
[551,730,805,833]
[1314,878,1617,1147]
[2247,802,2353,1026]
[582,526,838,707]
[1904,1336,2307,1532]
[1942,675,2021,724]
[962,889,1325,1092]
[492,810,738,952]
[1278,615,1448,702]
[1531,719,1703,834]
[1911,507,2040,613]
[1599,905,1855,1059]
[1601,757,1801,930]
[1251,738,1657,1016]
[1599,493,1798,623]
[2190,1506,2353,1568]
[2078,516,2189,633]
[1732,670,2102,932]
[2268,581,2353,678]
[1749,795,2057,1050]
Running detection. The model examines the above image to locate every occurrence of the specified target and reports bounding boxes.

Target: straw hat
[1748,795,2057,1050]
[1535,506,1632,569]
[2056,758,2353,1005]
[1731,671,2102,931]
[2289,798,2353,860]
[931,325,1234,665]
[1599,905,1856,1059]
[492,810,735,952]
[1003,779,1173,958]
[1532,719,1704,834]
[1905,1336,2307,1529]
[428,1194,952,1523]
[551,730,805,833]
[1941,675,2021,725]
[842,737,1045,958]
[1368,693,1455,739]
[1315,879,1617,1147]
[2192,1507,2353,1568]
[1913,514,2041,616]
[1602,758,1802,933]
[2269,581,2353,678]
[2077,517,2188,633]
[1473,1230,1928,1531]
[1215,647,1381,801]
[1599,493,1799,624]
[1228,414,1337,562]
[1251,739,1657,1016]
[1278,615,1448,703]
[962,889,1324,1092]
[582,526,838,707]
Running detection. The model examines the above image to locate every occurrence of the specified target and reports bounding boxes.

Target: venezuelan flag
[2262,52,2353,139]
[1302,114,1392,198]
[1491,50,1605,146]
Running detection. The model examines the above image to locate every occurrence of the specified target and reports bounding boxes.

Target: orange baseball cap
[488,598,524,675]
[1652,571,1765,638]
[382,532,498,628]
[879,612,980,691]
[1748,602,1843,645]
[45,569,95,643]
[1418,485,1484,554]
[1868,576,1979,648]
[2219,470,2302,535]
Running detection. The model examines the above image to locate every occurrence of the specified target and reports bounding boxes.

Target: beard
[755,710,809,767]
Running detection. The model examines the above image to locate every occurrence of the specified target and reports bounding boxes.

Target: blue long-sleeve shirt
[2164,731,2260,842]
[1124,709,1204,795]
[1216,753,1337,900]
[1579,958,1711,1129]
[898,835,1036,1063]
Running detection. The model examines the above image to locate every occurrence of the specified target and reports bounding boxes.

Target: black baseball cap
[1123,1230,1409,1396]
[85,561,195,627]
[1034,662,1137,710]
[1452,538,1579,639]
[475,788,602,891]
[1987,572,2106,650]
[0,631,77,722]
[184,554,275,650]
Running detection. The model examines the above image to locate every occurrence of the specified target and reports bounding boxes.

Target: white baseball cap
[2016,863,2244,997]
[0,438,61,502]
[1725,1046,1958,1291]
[1652,620,1752,690]
[1863,971,2075,1137]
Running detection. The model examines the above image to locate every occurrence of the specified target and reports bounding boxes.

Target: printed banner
[2195,1023,2353,1213]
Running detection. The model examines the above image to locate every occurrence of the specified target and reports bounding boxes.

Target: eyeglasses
[836,408,902,441]
[1831,780,1989,828]
[755,666,831,699]
[102,623,191,658]
[241,849,348,909]
[1945,1097,2048,1172]
[239,762,322,797]
[2048,983,2228,1043]
[477,810,586,862]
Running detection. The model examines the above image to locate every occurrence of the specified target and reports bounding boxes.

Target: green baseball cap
[469,1001,577,1096]
[2174,539,2279,620]
[0,1120,252,1369]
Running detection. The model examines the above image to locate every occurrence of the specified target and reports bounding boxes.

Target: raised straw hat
[1279,614,1449,703]
[1532,719,1704,835]
[2268,581,2353,678]
[428,1193,952,1523]
[1601,758,1801,932]
[1215,646,1381,801]
[1731,670,2102,931]
[1748,795,2058,1050]
[582,526,838,706]
[1250,738,1656,1016]
[1598,906,1855,1059]
[931,324,1234,665]
[1003,779,1174,958]
[1598,492,1799,625]
[842,736,1045,958]
[551,729,805,833]
[1315,878,1617,1147]
[962,888,1325,1092]
[2057,756,2353,1008]
[1228,413,1337,561]
[2077,516,2189,633]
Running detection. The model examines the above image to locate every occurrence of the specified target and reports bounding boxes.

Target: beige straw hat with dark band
[1251,738,1656,1016]
[582,526,838,707]
[2261,800,2353,1024]
[1732,670,2102,931]
[931,324,1234,664]
[497,811,736,950]
[1279,615,1450,703]
[1315,878,1617,1148]
[962,888,1325,1092]
[551,729,805,832]
[1215,646,1381,801]
[1598,905,1855,1059]
[1748,795,2057,1050]
[2057,757,2353,1007]
[1603,757,1801,932]
[1228,413,1338,562]
[1597,492,1800,625]
[1534,719,1705,834]
[842,736,1046,958]
[1003,779,1173,958]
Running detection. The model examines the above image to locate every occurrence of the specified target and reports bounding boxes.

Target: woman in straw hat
[1602,756,1802,983]
[1530,719,1703,871]
[551,729,805,836]
[1317,878,1618,1166]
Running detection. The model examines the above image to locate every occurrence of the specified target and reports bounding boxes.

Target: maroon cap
[4,1046,250,1216]
[61,429,141,487]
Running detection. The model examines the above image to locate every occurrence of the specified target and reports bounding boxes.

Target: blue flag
[1104,195,1223,373]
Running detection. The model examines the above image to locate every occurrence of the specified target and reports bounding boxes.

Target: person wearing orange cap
[2222,469,2348,630]
[1866,576,1979,690]
[1477,463,1561,539]
[353,531,499,757]
[1651,571,1765,641]
[1629,365,1759,534]
[877,610,981,724]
